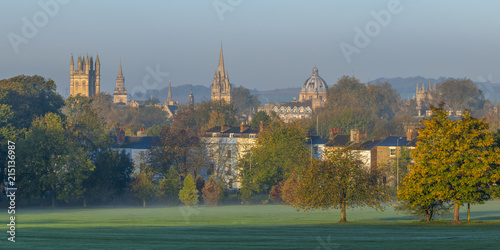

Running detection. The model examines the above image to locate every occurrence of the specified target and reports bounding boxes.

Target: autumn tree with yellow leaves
[285,148,390,223]
[398,104,500,223]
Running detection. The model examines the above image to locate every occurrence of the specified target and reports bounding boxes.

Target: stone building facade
[70,54,100,97]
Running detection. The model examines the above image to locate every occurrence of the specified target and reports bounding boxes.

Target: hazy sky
[1,0,500,98]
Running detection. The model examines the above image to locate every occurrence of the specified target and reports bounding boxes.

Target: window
[390,148,396,157]
[249,134,256,139]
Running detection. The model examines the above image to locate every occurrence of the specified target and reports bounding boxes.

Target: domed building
[299,66,328,107]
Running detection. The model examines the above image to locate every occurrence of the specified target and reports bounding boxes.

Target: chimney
[221,124,230,132]
[407,128,417,141]
[240,122,249,133]
[350,129,367,143]
[137,128,147,137]
[329,128,341,139]
[117,128,126,144]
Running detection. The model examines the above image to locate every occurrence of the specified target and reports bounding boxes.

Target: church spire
[218,43,225,76]
[211,43,231,103]
[166,80,173,104]
[118,60,123,78]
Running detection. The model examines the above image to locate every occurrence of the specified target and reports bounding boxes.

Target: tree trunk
[453,202,460,224]
[83,198,87,208]
[339,202,347,223]
[143,199,146,208]
[51,191,56,208]
[467,203,470,222]
[426,211,431,222]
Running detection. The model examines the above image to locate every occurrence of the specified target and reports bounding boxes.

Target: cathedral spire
[218,43,225,76]
[70,54,74,72]
[211,44,231,103]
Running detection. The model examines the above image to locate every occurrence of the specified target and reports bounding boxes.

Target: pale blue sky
[1,0,500,97]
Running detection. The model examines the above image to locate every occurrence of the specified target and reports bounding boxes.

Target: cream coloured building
[70,54,100,97]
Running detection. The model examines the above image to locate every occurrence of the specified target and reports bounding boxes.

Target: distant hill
[131,84,212,104]
[369,76,500,101]
[368,76,447,100]
[131,77,500,104]
[131,85,301,104]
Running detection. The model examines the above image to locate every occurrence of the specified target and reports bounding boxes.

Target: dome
[300,66,328,94]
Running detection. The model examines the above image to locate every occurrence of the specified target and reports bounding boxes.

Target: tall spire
[70,54,74,71]
[167,80,173,104]
[118,60,123,77]
[218,42,225,75]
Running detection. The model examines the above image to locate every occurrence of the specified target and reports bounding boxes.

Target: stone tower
[188,88,194,106]
[211,44,231,103]
[113,61,127,104]
[415,80,436,115]
[70,54,100,97]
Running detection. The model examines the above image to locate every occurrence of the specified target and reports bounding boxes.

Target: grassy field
[4,200,500,249]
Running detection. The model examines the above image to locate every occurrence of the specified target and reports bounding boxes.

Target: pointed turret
[70,54,74,72]
[77,56,82,71]
[95,54,100,94]
[95,54,100,66]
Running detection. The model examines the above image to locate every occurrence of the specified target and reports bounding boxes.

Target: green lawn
[5,200,500,249]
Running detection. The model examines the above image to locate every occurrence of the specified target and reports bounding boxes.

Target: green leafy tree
[202,176,221,207]
[435,78,485,112]
[313,75,400,138]
[249,111,271,127]
[83,149,133,206]
[398,104,500,223]
[18,113,69,207]
[0,75,64,129]
[131,171,156,208]
[238,120,309,197]
[231,86,260,117]
[179,174,199,208]
[156,169,181,204]
[286,148,390,223]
